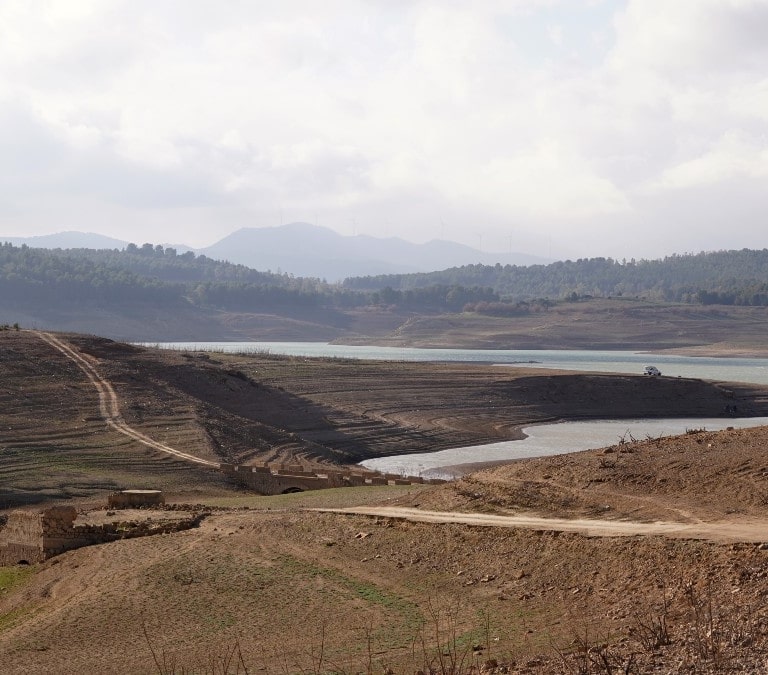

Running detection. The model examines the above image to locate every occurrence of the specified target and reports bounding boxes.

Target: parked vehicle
[644,365,662,377]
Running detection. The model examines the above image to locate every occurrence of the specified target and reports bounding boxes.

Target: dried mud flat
[4,331,768,671]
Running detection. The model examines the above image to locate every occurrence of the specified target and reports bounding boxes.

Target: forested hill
[5,243,768,322]
[344,249,768,306]
[0,243,496,314]
[0,242,343,311]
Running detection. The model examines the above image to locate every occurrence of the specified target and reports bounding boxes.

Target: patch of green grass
[277,554,423,648]
[0,566,33,592]
[188,484,427,510]
[0,566,36,633]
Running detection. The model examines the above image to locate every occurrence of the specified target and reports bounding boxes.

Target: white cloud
[0,0,767,259]
[547,24,564,47]
[609,0,768,76]
[644,131,768,192]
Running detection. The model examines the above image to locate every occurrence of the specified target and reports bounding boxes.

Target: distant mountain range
[0,223,548,281]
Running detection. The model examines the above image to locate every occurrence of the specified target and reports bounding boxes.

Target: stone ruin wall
[0,506,97,565]
[0,510,45,565]
[0,497,201,566]
[221,462,445,495]
[0,464,446,565]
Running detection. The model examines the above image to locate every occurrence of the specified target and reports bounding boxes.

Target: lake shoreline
[365,416,768,477]
[138,340,768,471]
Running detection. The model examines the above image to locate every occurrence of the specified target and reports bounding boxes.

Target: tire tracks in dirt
[34,331,218,467]
[314,506,768,544]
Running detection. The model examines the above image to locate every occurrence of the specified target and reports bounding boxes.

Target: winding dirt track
[34,331,219,467]
[316,506,768,544]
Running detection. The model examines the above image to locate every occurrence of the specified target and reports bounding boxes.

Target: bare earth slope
[341,298,768,355]
[399,425,768,524]
[3,462,768,672]
[7,297,768,355]
[4,330,768,507]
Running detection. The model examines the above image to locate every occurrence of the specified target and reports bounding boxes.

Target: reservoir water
[150,341,768,386]
[360,417,768,478]
[147,341,768,475]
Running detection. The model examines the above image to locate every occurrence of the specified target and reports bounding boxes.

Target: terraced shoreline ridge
[41,328,443,494]
[3,329,768,508]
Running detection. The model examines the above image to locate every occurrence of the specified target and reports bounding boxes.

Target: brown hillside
[6,297,768,354]
[3,330,768,507]
[4,331,768,671]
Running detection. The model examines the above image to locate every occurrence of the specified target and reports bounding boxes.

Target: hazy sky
[1,0,768,260]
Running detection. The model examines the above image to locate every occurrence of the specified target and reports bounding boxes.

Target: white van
[644,366,661,377]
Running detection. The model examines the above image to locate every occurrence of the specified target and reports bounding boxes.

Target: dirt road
[316,506,768,543]
[34,331,219,467]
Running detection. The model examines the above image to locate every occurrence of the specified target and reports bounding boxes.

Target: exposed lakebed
[148,341,768,475]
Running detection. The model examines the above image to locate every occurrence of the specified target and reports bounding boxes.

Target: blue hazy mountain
[199,223,547,281]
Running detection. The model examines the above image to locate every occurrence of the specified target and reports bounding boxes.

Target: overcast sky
[1,0,767,261]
